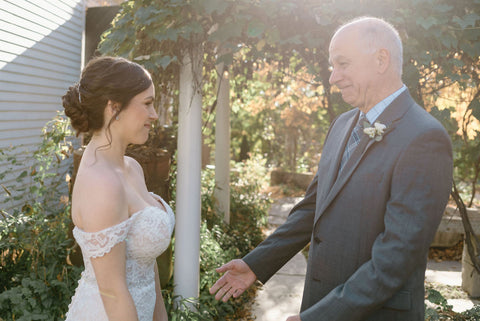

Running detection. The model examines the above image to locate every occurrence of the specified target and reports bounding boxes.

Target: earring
[115,115,119,121]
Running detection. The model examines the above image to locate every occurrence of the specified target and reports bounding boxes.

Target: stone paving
[251,197,479,320]
[252,197,305,320]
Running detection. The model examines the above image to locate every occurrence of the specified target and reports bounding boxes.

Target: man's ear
[376,48,390,74]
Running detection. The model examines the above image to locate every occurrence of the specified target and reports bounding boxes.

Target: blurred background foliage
[98,0,479,199]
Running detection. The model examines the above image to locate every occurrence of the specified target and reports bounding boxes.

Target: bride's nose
[149,106,158,120]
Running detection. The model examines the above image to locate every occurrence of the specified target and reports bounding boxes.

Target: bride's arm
[153,263,168,321]
[77,169,139,321]
[92,242,139,321]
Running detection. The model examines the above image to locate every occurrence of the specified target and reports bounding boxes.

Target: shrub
[164,155,271,320]
[0,113,81,320]
[425,288,480,321]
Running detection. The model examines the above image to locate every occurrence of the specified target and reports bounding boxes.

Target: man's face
[328,28,378,112]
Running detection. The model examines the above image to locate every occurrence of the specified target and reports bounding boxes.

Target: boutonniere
[363,121,387,141]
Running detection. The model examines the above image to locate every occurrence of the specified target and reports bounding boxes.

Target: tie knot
[357,113,370,129]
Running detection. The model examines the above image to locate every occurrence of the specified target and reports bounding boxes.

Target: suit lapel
[314,90,415,224]
[315,110,360,205]
[331,111,360,179]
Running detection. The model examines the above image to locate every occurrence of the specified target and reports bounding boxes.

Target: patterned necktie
[339,113,366,172]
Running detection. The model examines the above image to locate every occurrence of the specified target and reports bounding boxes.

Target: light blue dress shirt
[363,84,407,124]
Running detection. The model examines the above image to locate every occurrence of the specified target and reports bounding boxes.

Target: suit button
[313,236,321,243]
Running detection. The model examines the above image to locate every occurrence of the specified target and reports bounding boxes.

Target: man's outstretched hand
[209,259,257,302]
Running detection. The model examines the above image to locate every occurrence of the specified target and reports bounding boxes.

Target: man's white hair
[335,17,403,76]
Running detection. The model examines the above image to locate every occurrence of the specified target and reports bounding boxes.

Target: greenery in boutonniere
[363,121,387,142]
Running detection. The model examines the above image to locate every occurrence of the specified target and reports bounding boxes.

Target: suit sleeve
[300,126,453,321]
[242,115,343,284]
[243,174,318,283]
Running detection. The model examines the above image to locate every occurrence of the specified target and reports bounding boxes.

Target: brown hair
[62,56,152,136]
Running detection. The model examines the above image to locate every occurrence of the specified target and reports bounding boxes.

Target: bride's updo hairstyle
[62,56,152,136]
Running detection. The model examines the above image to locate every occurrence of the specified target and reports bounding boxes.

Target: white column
[214,64,231,224]
[174,44,203,304]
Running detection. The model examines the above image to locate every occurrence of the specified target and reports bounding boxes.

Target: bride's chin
[131,136,149,146]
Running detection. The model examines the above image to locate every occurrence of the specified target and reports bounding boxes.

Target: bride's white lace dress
[65,193,174,321]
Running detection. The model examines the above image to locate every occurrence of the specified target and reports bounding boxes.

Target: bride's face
[116,84,157,145]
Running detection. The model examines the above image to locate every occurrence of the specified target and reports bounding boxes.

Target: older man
[210,17,453,321]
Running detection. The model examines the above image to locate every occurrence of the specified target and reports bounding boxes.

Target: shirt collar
[363,84,407,124]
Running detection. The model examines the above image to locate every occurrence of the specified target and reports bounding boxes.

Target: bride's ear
[106,100,120,120]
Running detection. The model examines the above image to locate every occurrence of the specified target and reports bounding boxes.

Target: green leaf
[202,0,230,15]
[417,16,437,30]
[134,6,151,22]
[17,170,28,180]
[97,37,116,55]
[247,20,265,38]
[426,288,447,305]
[209,21,243,42]
[153,28,179,42]
[435,4,453,12]
[440,32,458,49]
[156,55,177,69]
[265,28,280,43]
[452,58,464,68]
[469,98,480,123]
[216,52,233,66]
[453,13,480,29]
[179,21,204,39]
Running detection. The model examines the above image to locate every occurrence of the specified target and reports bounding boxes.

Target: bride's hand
[209,259,256,302]
[286,315,301,321]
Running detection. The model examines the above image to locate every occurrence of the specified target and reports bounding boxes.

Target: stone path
[251,197,479,320]
[251,197,306,320]
[425,260,480,313]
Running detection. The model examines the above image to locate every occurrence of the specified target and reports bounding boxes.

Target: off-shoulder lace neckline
[73,205,167,235]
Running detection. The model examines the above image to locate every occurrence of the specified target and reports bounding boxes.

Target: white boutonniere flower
[363,121,386,141]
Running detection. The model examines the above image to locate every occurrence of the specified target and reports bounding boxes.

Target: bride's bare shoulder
[72,165,127,232]
[124,155,144,176]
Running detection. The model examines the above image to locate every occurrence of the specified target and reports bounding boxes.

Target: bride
[62,56,174,321]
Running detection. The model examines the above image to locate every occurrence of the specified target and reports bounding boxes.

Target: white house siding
[0,0,85,212]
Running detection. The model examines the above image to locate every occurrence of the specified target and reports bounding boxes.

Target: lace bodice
[65,193,174,321]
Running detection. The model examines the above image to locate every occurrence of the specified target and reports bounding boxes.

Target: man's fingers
[222,292,232,302]
[215,260,234,273]
[209,275,226,294]
[210,278,243,302]
[222,286,244,301]
[210,260,251,302]
[221,286,236,302]
[215,288,225,301]
[215,265,227,273]
[215,284,232,301]
[232,287,244,298]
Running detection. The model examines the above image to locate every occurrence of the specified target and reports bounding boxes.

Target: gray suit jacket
[243,90,453,321]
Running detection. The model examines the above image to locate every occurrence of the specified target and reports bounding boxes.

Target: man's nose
[329,68,339,85]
